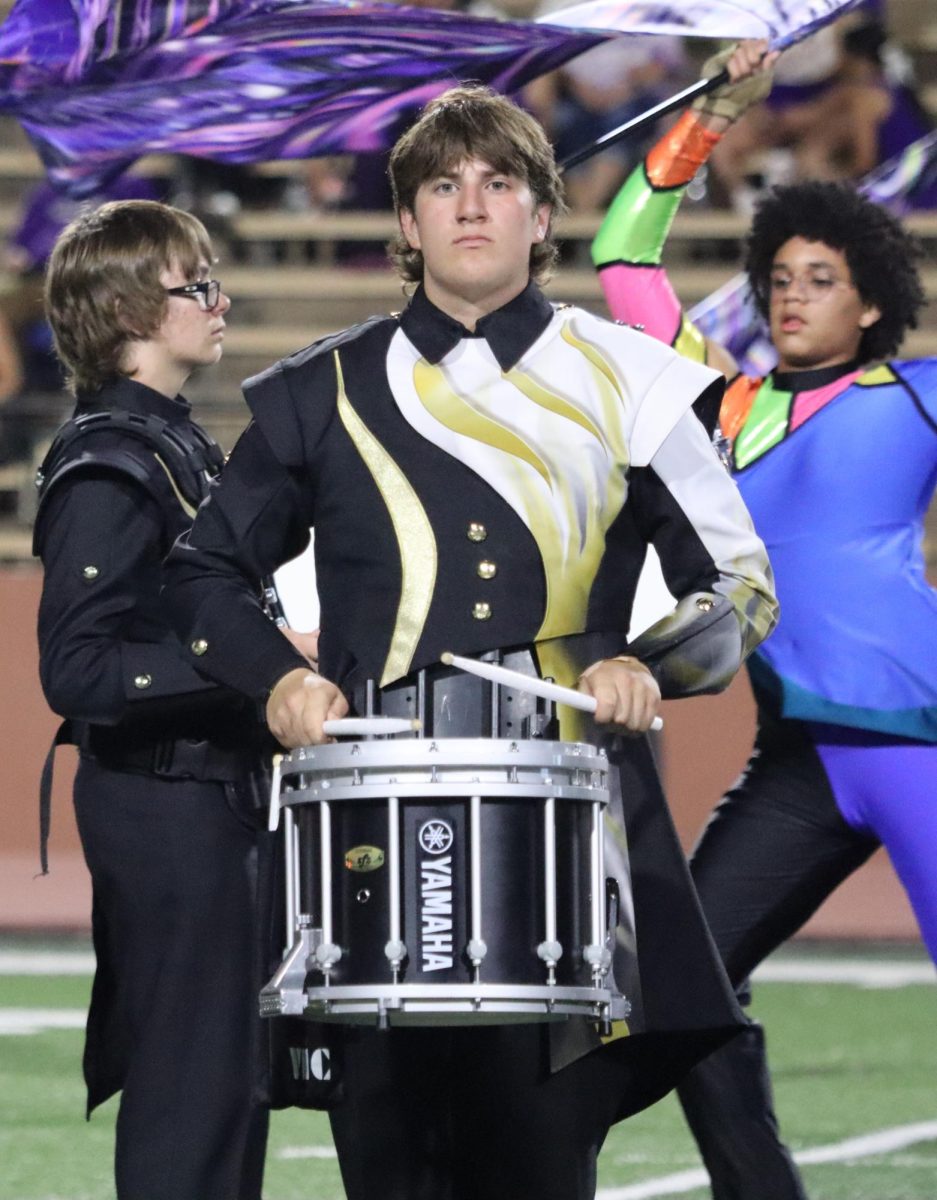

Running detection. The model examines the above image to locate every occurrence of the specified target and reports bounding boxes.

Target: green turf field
[1,941,934,1200]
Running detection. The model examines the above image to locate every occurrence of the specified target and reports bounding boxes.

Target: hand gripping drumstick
[267,715,422,830]
[440,652,664,733]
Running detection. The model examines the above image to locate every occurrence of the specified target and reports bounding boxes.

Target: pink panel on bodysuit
[597,263,682,344]
[789,370,861,431]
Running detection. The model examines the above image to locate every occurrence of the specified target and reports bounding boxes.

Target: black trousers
[74,757,273,1200]
[329,1024,632,1200]
[677,717,879,1200]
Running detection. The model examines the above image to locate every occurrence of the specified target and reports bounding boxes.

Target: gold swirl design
[335,352,437,685]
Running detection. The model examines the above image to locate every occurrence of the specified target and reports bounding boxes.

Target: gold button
[133,674,153,690]
[191,639,209,656]
[695,597,714,612]
[81,565,100,581]
[477,560,497,580]
[472,602,492,621]
[467,522,487,543]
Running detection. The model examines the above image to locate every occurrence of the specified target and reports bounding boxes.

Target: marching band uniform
[34,379,272,1200]
[165,281,778,1200]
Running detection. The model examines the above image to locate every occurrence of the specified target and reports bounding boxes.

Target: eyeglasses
[768,271,852,303]
[165,279,222,310]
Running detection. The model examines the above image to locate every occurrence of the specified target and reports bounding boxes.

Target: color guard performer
[592,41,937,1200]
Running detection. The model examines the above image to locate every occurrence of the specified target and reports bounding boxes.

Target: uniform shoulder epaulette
[243,314,394,397]
[282,313,395,371]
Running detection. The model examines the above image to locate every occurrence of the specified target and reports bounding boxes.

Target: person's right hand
[265,667,349,748]
[692,39,779,126]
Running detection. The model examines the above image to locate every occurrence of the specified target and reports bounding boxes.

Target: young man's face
[768,237,881,372]
[399,157,551,323]
[128,257,230,396]
[156,259,229,370]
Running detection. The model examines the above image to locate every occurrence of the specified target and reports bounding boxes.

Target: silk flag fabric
[0,0,872,198]
[0,0,609,197]
[541,0,865,51]
[688,131,937,375]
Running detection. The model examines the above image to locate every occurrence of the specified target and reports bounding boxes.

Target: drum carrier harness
[34,407,227,873]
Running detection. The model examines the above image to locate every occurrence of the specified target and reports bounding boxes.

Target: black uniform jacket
[165,284,775,705]
[35,378,262,768]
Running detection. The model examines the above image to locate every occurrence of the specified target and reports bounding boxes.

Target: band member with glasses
[164,85,777,1199]
[34,200,281,1200]
[591,40,937,1200]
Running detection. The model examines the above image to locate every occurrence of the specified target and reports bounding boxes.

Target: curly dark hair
[745,180,926,363]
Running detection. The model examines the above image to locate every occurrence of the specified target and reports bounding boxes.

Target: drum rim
[279,737,608,776]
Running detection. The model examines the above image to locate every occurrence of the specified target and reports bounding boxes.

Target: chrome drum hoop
[277,737,609,807]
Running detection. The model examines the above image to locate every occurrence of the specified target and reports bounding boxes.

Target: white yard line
[596,1121,937,1199]
[7,951,932,984]
[0,951,95,975]
[0,1008,86,1035]
[753,959,934,988]
[276,1146,339,1159]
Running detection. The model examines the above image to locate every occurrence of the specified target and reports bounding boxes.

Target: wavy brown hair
[45,200,213,395]
[388,84,567,288]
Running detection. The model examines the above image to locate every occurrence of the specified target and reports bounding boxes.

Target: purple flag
[541,0,866,51]
[0,0,608,198]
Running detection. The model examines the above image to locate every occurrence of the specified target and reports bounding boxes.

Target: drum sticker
[289,1045,331,1083]
[344,845,385,873]
[418,819,454,971]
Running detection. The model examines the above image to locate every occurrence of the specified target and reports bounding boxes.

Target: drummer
[164,84,777,1200]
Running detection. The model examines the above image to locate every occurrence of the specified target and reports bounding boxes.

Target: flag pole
[558,67,729,171]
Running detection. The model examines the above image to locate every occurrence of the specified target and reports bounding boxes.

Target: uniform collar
[399,281,555,372]
[76,376,192,424]
[771,358,862,394]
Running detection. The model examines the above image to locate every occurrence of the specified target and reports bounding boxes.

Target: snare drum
[261,737,631,1028]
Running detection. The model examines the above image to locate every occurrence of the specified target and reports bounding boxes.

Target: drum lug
[466,938,488,968]
[583,944,612,983]
[384,939,408,972]
[537,940,563,969]
[313,942,343,972]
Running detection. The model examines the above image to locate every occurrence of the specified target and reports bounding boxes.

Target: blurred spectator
[709,14,935,212]
[0,176,159,471]
[543,35,691,211]
[776,20,935,191]
[705,24,842,208]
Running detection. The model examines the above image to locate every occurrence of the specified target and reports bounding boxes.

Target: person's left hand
[577,656,661,734]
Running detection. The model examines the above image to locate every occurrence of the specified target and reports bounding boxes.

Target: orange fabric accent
[646,111,723,189]
[720,374,762,444]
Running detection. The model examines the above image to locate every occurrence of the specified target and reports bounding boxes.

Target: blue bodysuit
[715,356,937,961]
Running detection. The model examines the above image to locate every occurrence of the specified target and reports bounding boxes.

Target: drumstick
[299,676,421,735]
[321,717,421,736]
[440,652,664,732]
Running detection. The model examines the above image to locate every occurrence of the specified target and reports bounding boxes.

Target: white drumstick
[440,651,664,732]
[299,675,420,736]
[322,717,422,736]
